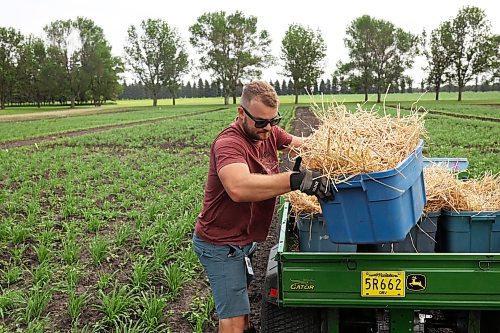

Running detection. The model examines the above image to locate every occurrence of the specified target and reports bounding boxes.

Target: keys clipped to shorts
[227,245,254,276]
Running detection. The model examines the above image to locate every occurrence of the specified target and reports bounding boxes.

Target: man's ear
[237,106,244,119]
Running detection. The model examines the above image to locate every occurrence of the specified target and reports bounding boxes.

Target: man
[193,80,332,333]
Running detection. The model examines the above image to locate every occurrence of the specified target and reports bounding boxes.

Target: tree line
[0,6,498,109]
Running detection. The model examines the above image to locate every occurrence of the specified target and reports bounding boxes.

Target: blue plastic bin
[374,212,439,253]
[437,210,500,253]
[423,157,469,172]
[319,140,426,244]
[296,215,357,252]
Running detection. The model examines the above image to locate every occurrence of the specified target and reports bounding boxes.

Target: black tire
[481,310,500,333]
[260,300,322,333]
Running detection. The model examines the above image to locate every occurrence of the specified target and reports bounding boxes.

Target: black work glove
[289,157,334,201]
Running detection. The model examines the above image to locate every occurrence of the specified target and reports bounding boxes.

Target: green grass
[0,105,228,143]
[2,91,498,116]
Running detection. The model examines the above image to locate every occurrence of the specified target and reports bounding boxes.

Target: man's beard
[242,118,270,141]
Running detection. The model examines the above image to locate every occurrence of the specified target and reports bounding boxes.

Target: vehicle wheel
[481,310,500,332]
[260,300,322,333]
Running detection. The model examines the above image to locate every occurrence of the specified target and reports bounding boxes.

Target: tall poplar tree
[190,11,272,105]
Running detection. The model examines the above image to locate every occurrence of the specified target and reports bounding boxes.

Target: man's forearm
[225,171,294,202]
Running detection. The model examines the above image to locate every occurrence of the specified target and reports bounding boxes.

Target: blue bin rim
[333,139,424,185]
[423,157,469,172]
[422,211,440,218]
[441,210,499,217]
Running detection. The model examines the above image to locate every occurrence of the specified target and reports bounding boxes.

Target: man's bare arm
[218,163,293,202]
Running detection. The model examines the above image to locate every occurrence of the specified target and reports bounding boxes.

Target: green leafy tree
[424,22,454,100]
[190,11,272,105]
[125,19,188,106]
[280,24,326,104]
[341,15,377,101]
[44,19,81,108]
[347,16,418,102]
[44,17,118,107]
[447,6,496,101]
[0,27,23,109]
[15,35,47,107]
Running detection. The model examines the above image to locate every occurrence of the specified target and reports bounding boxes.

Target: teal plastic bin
[320,140,426,244]
[374,212,439,253]
[437,210,500,253]
[296,215,357,252]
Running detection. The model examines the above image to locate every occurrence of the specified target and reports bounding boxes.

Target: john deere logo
[406,274,426,291]
[290,279,315,291]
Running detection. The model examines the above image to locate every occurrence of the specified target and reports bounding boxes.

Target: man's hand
[290,170,334,200]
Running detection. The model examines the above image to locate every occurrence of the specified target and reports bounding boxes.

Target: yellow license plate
[361,271,405,297]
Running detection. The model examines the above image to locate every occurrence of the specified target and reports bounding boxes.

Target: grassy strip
[0,105,229,143]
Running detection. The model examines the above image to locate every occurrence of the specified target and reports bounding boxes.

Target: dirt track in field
[386,104,500,122]
[0,105,121,121]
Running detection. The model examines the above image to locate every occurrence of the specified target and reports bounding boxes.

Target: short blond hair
[241,81,279,108]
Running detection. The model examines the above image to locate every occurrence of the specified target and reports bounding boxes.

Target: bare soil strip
[0,107,146,123]
[0,107,227,149]
[0,105,122,121]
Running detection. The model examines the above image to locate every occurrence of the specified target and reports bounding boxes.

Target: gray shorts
[192,233,257,319]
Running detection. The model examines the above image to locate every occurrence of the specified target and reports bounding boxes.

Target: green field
[1,91,498,116]
[0,94,498,332]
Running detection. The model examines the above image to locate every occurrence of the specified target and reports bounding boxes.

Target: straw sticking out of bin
[284,191,321,215]
[292,103,426,184]
[424,165,500,212]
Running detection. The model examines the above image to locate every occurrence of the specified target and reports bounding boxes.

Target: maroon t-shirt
[195,122,293,245]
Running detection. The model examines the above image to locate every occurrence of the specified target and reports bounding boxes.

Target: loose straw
[423,164,500,212]
[284,191,321,215]
[292,103,426,184]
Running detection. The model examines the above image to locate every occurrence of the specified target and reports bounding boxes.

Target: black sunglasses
[240,105,282,128]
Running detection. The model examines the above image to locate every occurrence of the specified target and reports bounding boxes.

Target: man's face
[238,100,280,141]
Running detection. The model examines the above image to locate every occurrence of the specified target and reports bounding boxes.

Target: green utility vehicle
[260,200,500,333]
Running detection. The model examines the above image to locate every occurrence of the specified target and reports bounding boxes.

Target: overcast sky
[1,0,499,84]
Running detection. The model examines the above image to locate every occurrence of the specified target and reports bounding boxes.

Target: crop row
[0,108,245,332]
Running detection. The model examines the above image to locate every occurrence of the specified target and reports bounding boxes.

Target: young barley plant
[62,239,81,265]
[178,246,199,278]
[139,292,167,331]
[112,319,146,333]
[11,244,26,263]
[131,256,152,289]
[96,283,136,327]
[11,225,30,245]
[87,215,104,233]
[22,286,52,323]
[138,226,157,249]
[152,240,171,267]
[2,265,23,286]
[184,295,215,333]
[25,318,47,333]
[0,289,23,319]
[35,227,56,246]
[67,289,89,322]
[34,243,52,264]
[30,262,52,288]
[97,272,116,291]
[163,262,187,299]
[115,224,133,247]
[65,265,83,290]
[89,235,108,265]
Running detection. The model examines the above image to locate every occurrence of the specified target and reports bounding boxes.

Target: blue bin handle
[470,213,499,222]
